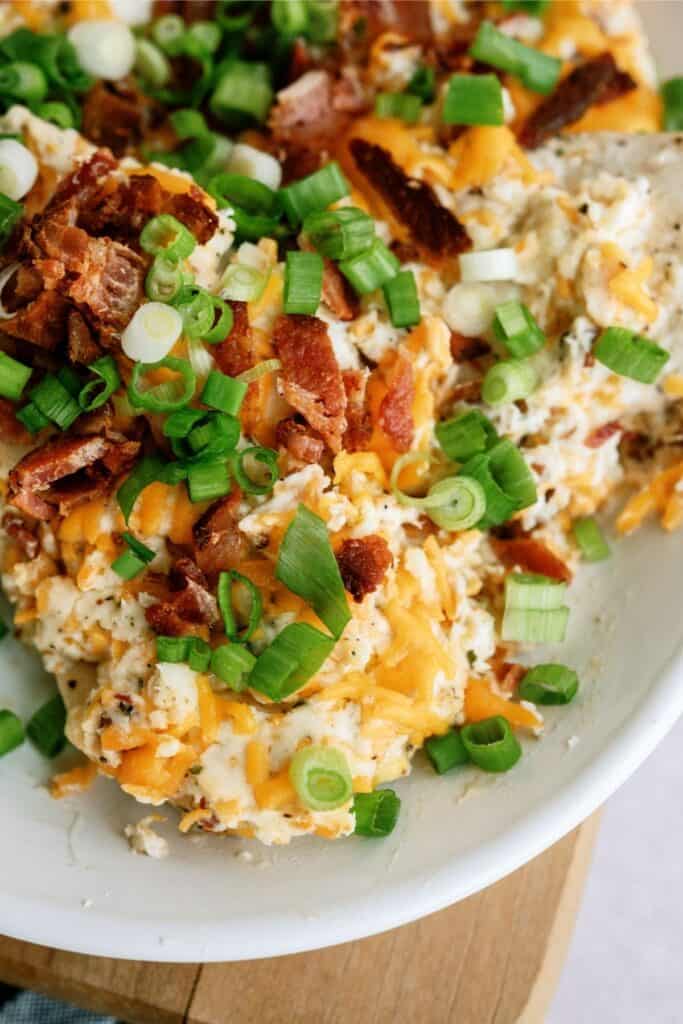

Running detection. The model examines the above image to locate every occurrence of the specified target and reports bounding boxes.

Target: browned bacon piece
[269,70,366,151]
[585,421,622,448]
[276,417,325,464]
[336,535,393,602]
[8,434,139,520]
[519,53,636,149]
[192,488,247,581]
[450,332,490,363]
[67,308,101,365]
[378,355,414,452]
[273,314,347,453]
[145,557,219,636]
[165,186,219,245]
[213,301,254,377]
[349,138,470,264]
[321,259,359,321]
[67,236,145,338]
[1,289,69,350]
[342,370,372,452]
[491,537,572,582]
[82,79,160,157]
[340,1,434,45]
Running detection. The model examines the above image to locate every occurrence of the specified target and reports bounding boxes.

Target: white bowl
[1,4,681,962]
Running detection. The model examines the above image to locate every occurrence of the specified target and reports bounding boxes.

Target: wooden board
[0,814,600,1024]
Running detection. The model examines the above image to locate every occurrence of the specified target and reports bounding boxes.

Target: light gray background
[549,717,683,1023]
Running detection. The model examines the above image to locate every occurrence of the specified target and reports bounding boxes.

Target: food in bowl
[0,0,680,851]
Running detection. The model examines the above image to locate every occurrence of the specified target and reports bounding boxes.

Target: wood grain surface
[0,814,600,1024]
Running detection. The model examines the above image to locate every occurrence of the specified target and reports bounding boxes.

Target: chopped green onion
[340,238,400,295]
[436,409,498,461]
[306,0,338,42]
[469,20,561,94]
[271,0,309,35]
[187,20,222,54]
[519,663,578,705]
[505,572,567,610]
[30,374,80,430]
[184,413,240,460]
[187,461,232,503]
[231,446,279,495]
[134,38,170,88]
[0,709,24,758]
[151,14,185,53]
[237,359,282,385]
[290,744,352,811]
[111,531,155,581]
[276,504,350,638]
[0,192,23,248]
[303,207,375,261]
[424,729,471,774]
[0,350,31,401]
[202,295,233,345]
[16,402,48,434]
[78,356,120,412]
[221,263,268,302]
[443,73,504,126]
[353,789,401,837]
[383,269,420,328]
[209,60,273,128]
[407,65,436,103]
[502,573,570,644]
[140,214,196,260]
[57,365,82,398]
[502,0,550,14]
[593,327,669,385]
[200,370,247,415]
[117,455,167,523]
[173,286,214,340]
[164,407,205,439]
[482,358,538,406]
[572,516,610,562]
[128,356,196,413]
[35,101,74,129]
[208,172,280,242]
[662,78,683,131]
[26,694,66,758]
[461,716,522,773]
[217,570,263,643]
[284,250,323,315]
[248,622,335,700]
[458,439,537,528]
[493,301,546,358]
[279,161,350,226]
[374,91,422,124]
[187,637,212,672]
[216,0,255,32]
[156,635,191,663]
[426,476,487,531]
[0,61,48,104]
[145,254,183,304]
[210,643,256,690]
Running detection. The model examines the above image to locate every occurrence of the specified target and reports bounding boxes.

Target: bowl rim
[2,644,681,962]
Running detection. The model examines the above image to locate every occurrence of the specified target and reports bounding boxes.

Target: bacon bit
[341,0,434,45]
[321,259,359,321]
[276,416,325,464]
[67,308,101,365]
[377,355,414,452]
[2,289,69,350]
[497,662,526,695]
[519,53,636,149]
[166,186,219,245]
[492,537,572,582]
[46,149,118,210]
[269,69,366,150]
[450,332,491,363]
[349,138,470,264]
[342,369,372,452]
[0,398,32,445]
[585,420,622,448]
[336,535,393,602]
[273,314,347,453]
[145,557,218,636]
[82,79,160,157]
[213,301,254,377]
[8,433,139,520]
[78,174,165,240]
[192,488,247,582]
[68,236,145,339]
[449,379,483,404]
[2,511,39,559]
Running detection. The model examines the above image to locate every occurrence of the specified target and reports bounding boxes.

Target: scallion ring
[289,745,353,811]
[426,476,487,531]
[217,570,263,643]
[460,715,522,773]
[231,445,279,496]
[128,356,196,413]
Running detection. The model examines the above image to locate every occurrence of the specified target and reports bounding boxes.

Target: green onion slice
[435,409,498,462]
[276,504,350,638]
[383,269,421,328]
[572,516,610,562]
[16,402,48,434]
[340,238,400,295]
[284,249,323,315]
[26,694,66,758]
[375,91,422,124]
[290,744,353,811]
[0,192,23,249]
[30,375,80,430]
[187,637,212,672]
[593,326,669,384]
[247,622,335,701]
[0,350,31,402]
[217,569,263,643]
[0,709,24,757]
[279,161,350,226]
[461,715,522,772]
[493,301,546,359]
[231,446,279,495]
[0,60,48,104]
[134,38,171,88]
[187,461,232,503]
[518,663,578,705]
[128,356,196,413]
[236,359,281,384]
[426,476,487,531]
[353,789,401,837]
[505,572,567,610]
[140,214,196,260]
[443,73,504,126]
[208,172,281,241]
[210,643,256,690]
[407,64,436,102]
[458,439,537,528]
[271,0,309,35]
[424,729,471,774]
[469,20,561,94]
[200,370,248,415]
[146,254,183,304]
[111,532,155,581]
[36,100,74,129]
[221,263,268,302]
[173,285,214,340]
[662,77,683,131]
[502,606,570,644]
[78,356,120,412]
[209,59,273,128]
[303,207,374,262]
[156,635,191,663]
[482,358,538,406]
[117,455,167,524]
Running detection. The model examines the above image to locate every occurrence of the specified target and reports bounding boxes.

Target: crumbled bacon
[8,433,139,520]
[377,356,414,452]
[165,186,219,246]
[491,537,572,582]
[340,0,434,45]
[585,421,622,448]
[67,308,101,365]
[67,236,145,338]
[321,259,359,321]
[342,369,372,452]
[349,138,470,264]
[212,301,254,377]
[269,69,366,151]
[2,511,39,560]
[336,535,393,602]
[82,79,160,157]
[273,314,347,453]
[276,416,325,464]
[497,662,525,695]
[450,332,491,363]
[146,557,218,636]
[519,53,636,149]
[1,289,69,351]
[192,488,247,581]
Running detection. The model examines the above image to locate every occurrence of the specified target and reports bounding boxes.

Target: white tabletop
[549,715,683,1023]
